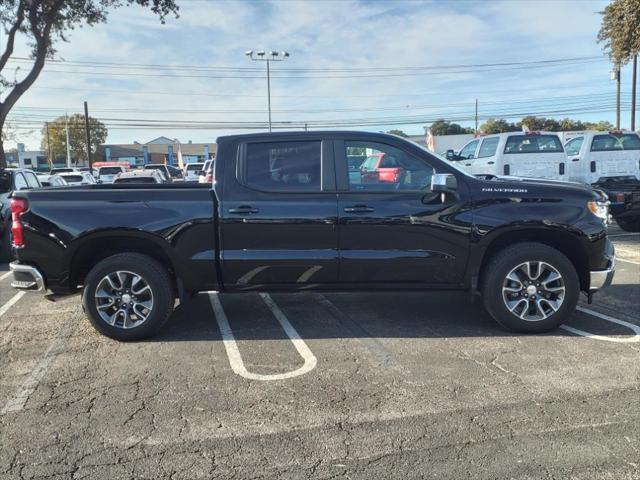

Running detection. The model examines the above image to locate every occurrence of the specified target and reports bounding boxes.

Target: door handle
[344,205,374,213]
[228,206,259,214]
[465,163,472,167]
[487,161,495,165]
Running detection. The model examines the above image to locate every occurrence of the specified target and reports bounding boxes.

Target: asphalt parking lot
[1,227,639,479]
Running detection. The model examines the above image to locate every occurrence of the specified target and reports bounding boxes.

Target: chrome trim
[589,257,615,292]
[9,262,45,292]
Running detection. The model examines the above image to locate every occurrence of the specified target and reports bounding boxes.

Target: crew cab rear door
[334,136,469,286]
[219,137,338,289]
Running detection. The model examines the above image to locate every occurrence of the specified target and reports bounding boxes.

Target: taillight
[10,198,28,247]
[206,172,213,183]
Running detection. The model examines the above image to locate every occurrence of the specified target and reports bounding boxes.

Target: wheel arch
[68,231,179,291]
[475,227,590,292]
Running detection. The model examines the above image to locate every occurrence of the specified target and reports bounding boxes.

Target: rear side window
[591,134,640,151]
[565,137,584,156]
[241,141,321,192]
[24,172,40,189]
[478,137,499,158]
[13,173,28,190]
[504,135,563,154]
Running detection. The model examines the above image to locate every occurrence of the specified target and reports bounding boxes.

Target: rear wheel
[482,243,579,333]
[82,253,175,341]
[616,216,640,233]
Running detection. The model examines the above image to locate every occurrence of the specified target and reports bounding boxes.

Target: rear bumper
[9,262,46,292]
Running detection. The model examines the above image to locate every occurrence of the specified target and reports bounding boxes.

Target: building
[98,136,216,167]
[5,144,49,171]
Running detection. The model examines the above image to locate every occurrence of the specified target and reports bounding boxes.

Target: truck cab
[450,132,567,180]
[564,131,640,184]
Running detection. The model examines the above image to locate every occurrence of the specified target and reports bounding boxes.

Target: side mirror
[445,149,455,160]
[431,173,457,193]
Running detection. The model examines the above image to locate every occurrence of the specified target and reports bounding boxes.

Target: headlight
[587,200,610,223]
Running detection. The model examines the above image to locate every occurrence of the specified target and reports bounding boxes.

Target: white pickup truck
[563,131,640,184]
[447,132,567,180]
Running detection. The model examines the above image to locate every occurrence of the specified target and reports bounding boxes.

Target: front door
[335,138,470,286]
[220,138,339,289]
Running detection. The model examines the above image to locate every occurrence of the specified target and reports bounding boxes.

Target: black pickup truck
[8,131,615,340]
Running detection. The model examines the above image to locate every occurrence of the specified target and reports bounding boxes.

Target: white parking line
[610,233,640,238]
[1,315,76,414]
[0,291,25,323]
[209,292,317,381]
[617,258,640,266]
[560,306,640,343]
[0,271,12,281]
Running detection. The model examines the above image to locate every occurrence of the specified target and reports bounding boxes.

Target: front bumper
[9,262,45,292]
[589,257,615,292]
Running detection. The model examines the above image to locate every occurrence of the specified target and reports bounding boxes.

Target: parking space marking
[209,292,317,381]
[617,258,640,265]
[0,291,25,322]
[0,270,12,281]
[610,233,640,238]
[560,306,640,343]
[1,315,76,415]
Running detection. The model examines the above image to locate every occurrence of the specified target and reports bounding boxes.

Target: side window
[242,141,322,192]
[458,140,480,160]
[477,137,499,158]
[13,173,28,190]
[345,141,435,192]
[24,172,40,189]
[565,137,584,156]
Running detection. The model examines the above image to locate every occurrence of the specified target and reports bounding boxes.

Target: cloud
[3,0,616,149]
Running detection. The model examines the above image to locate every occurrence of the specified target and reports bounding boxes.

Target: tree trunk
[0,133,6,169]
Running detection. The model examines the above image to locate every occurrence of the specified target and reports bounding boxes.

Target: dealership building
[98,136,216,166]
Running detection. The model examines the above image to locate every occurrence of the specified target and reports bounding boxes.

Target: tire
[82,253,175,341]
[481,242,579,333]
[616,216,640,233]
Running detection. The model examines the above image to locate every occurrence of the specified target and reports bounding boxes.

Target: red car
[360,153,404,184]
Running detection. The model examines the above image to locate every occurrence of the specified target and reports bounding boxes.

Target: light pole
[245,50,290,132]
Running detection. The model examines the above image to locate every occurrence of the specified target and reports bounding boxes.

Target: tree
[0,1,180,168]
[480,118,519,134]
[598,0,640,66]
[428,119,473,135]
[386,129,409,137]
[40,114,107,164]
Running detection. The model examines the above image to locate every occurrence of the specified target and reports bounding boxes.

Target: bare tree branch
[0,1,25,73]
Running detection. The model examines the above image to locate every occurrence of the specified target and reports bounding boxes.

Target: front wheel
[616,216,640,233]
[82,253,175,341]
[482,243,579,333]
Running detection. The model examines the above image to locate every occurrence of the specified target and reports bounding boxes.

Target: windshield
[412,143,476,178]
[99,167,123,175]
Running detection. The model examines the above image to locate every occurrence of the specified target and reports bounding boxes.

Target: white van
[449,132,567,180]
[564,131,640,184]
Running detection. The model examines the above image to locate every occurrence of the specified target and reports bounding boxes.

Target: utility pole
[475,99,478,135]
[84,102,92,174]
[245,50,290,132]
[65,113,72,167]
[613,65,621,130]
[632,55,637,131]
[45,122,52,169]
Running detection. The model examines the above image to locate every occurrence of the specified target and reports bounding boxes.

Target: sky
[1,0,635,150]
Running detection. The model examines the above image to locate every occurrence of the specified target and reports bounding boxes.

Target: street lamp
[245,50,290,132]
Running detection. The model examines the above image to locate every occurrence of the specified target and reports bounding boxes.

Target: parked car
[199,160,214,183]
[564,131,640,184]
[58,171,97,185]
[183,162,204,182]
[96,166,127,184]
[1,168,41,262]
[144,164,184,182]
[565,131,640,231]
[50,167,77,175]
[448,132,567,179]
[113,170,167,184]
[37,174,68,187]
[9,131,614,341]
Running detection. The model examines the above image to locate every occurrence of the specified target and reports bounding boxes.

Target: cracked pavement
[0,226,639,479]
